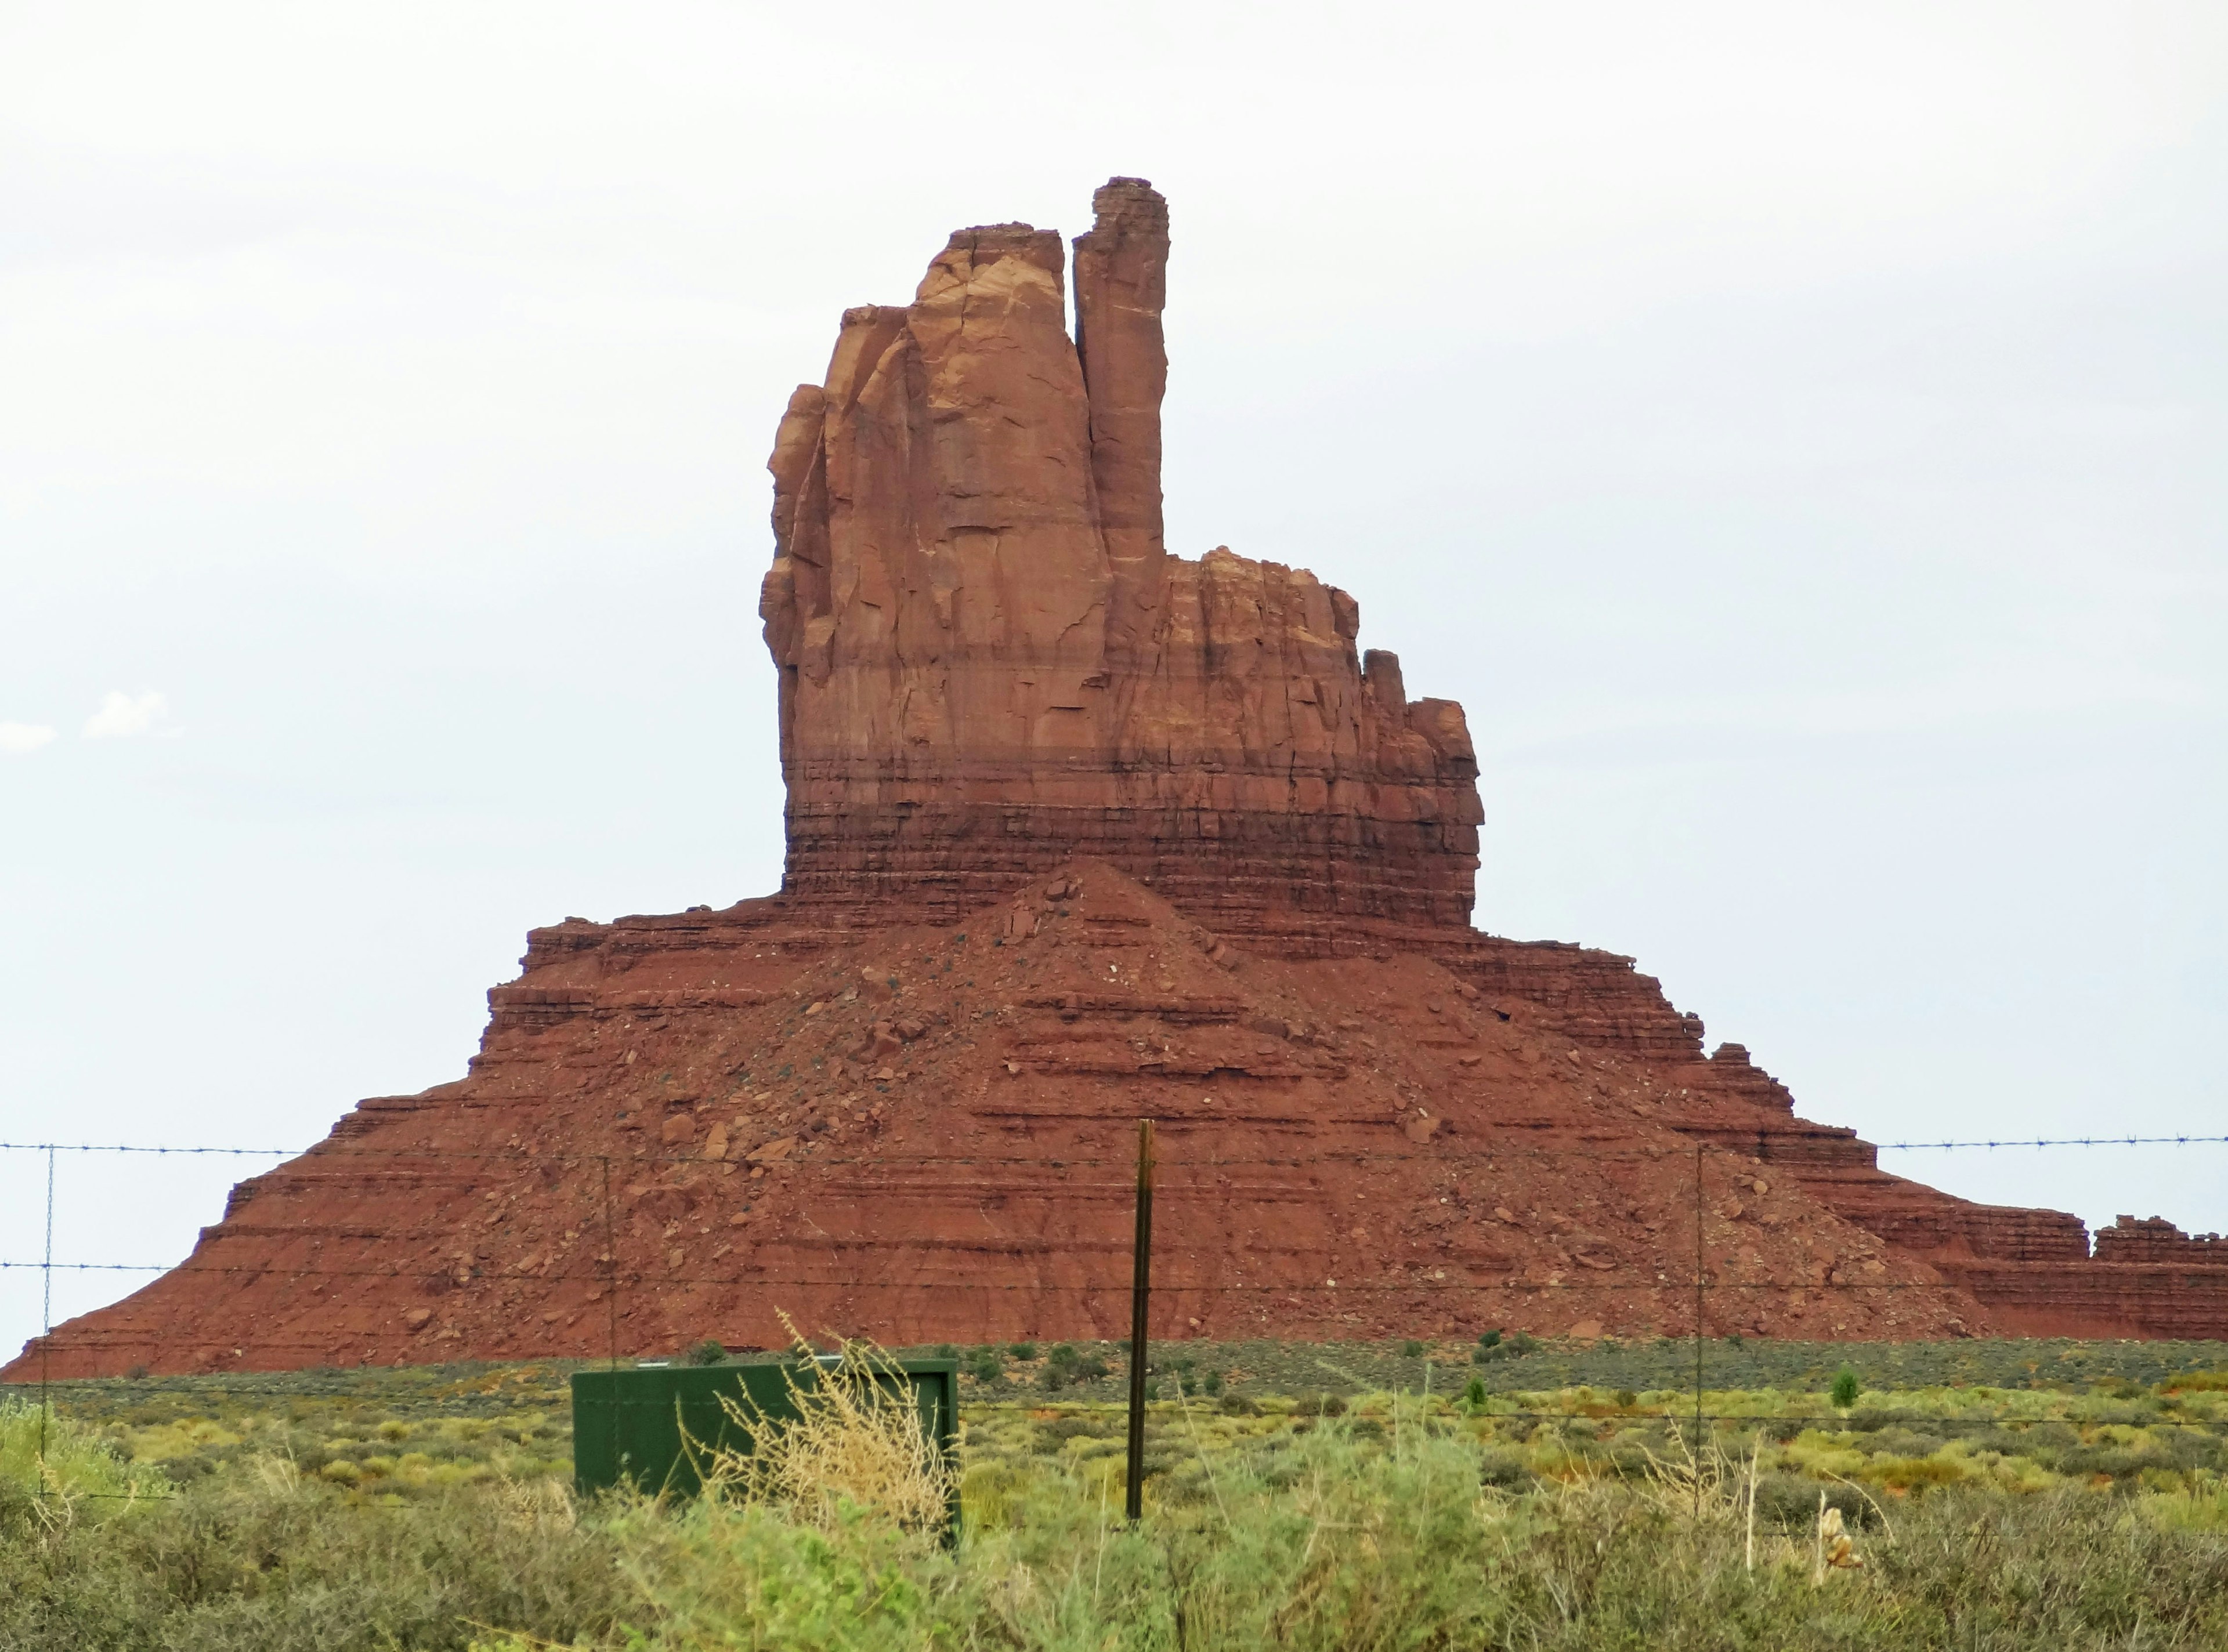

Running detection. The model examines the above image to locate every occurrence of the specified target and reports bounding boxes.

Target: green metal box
[570,1357,959,1507]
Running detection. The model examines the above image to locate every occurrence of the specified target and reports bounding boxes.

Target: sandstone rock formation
[761,177,1481,934]
[10,179,2222,1379]
[0,864,1994,1374]
[1072,176,1169,660]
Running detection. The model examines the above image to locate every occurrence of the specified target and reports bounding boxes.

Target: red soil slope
[14,861,2222,1379]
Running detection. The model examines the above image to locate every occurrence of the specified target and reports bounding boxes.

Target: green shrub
[1,1400,172,1534]
[1040,1345,1110,1387]
[1476,1446,1528,1486]
[1401,1339,1426,1357]
[684,1339,728,1367]
[0,1465,622,1650]
[1753,1472,1875,1533]
[22,1343,2228,1650]
[1832,1365,1861,1409]
[2165,1369,2228,1393]
[589,1495,971,1651]
[17,1385,2228,1651]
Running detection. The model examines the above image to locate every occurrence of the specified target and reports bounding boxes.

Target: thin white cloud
[82,690,171,740]
[0,722,58,754]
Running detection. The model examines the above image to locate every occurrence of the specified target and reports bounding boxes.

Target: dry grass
[689,1327,954,1534]
[15,1349,2228,1648]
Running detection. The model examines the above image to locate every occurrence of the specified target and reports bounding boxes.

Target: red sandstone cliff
[760,179,1480,932]
[10,179,2222,1381]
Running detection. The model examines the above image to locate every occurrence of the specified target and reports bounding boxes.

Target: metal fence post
[1125,1118,1155,1522]
[1693,1138,1703,1520]
[38,1143,54,1491]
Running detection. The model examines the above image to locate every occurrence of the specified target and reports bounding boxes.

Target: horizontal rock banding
[759,180,1479,932]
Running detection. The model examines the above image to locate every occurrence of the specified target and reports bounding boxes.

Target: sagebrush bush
[0,1399,171,1535]
[16,1350,2228,1651]
[1,1461,624,1652]
[10,1420,2228,1651]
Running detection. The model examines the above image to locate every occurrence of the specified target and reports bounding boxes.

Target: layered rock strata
[17,856,2221,1379]
[9,177,2221,1379]
[4,866,1998,1376]
[2095,1217,2228,1265]
[761,178,1481,933]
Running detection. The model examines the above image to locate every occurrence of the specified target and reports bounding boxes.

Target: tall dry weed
[689,1324,954,1534]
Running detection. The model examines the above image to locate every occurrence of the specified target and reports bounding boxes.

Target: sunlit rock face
[759,178,1482,937]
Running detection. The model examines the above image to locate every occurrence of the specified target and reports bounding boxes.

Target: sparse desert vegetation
[6,1338,2228,1648]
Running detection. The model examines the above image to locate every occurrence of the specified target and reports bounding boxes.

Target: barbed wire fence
[3,1131,2225,1505]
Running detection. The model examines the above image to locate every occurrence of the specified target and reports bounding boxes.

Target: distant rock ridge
[759,177,1481,933]
[2096,1216,2228,1265]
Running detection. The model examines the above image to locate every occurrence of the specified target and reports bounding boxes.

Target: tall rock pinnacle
[761,179,1482,933]
[1072,176,1170,659]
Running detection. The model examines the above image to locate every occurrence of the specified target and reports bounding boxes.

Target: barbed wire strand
[5,1134,2226,1162]
[11,1131,2226,1512]
[13,1260,2178,1293]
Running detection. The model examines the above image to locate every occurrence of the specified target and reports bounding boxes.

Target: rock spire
[760,178,1482,933]
[1072,175,1170,658]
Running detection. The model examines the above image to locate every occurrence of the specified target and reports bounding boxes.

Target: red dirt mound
[16,858,2222,1378]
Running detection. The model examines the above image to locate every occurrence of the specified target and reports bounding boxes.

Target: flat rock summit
[15,179,2223,1379]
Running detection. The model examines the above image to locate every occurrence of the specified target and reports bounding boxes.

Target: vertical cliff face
[761,222,1109,771]
[760,179,1482,931]
[1072,176,1170,662]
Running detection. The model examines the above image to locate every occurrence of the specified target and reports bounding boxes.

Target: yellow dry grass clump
[691,1323,955,1533]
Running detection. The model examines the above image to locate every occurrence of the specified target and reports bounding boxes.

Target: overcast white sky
[3,1,2224,1358]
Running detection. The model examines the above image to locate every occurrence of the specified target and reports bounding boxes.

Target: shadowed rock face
[760,179,1482,934]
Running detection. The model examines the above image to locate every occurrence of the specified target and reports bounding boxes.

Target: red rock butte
[13,179,2223,1380]
[762,180,1479,934]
